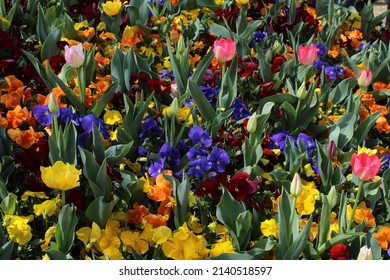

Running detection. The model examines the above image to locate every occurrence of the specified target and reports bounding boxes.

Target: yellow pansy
[74,20,89,31]
[21,191,49,201]
[303,163,315,177]
[209,240,235,257]
[187,215,203,234]
[40,225,57,250]
[76,222,102,249]
[40,161,82,191]
[235,0,249,4]
[102,0,122,16]
[3,215,34,245]
[140,223,154,245]
[121,230,149,255]
[104,109,122,125]
[295,180,320,215]
[152,226,172,246]
[260,219,278,238]
[33,199,58,219]
[357,146,377,156]
[215,0,224,5]
[347,202,376,228]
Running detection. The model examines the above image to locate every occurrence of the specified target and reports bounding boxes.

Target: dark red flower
[330,244,349,260]
[147,78,171,94]
[194,173,228,201]
[270,55,285,74]
[226,172,259,201]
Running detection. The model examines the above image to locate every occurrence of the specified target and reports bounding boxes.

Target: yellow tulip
[40,161,82,191]
[102,0,122,17]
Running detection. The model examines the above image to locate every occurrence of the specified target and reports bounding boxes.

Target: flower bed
[0,0,390,260]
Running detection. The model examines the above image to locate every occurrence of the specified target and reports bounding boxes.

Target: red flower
[226,172,258,201]
[329,244,349,260]
[147,78,171,94]
[351,153,381,181]
[195,173,228,201]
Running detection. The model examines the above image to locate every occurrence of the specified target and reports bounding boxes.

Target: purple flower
[188,157,212,178]
[139,117,164,141]
[297,133,316,154]
[188,126,212,147]
[33,105,59,126]
[230,98,251,120]
[207,147,230,173]
[200,85,218,100]
[148,157,165,178]
[59,107,80,125]
[158,142,181,168]
[381,154,390,172]
[270,131,288,150]
[312,61,329,73]
[186,147,208,160]
[313,44,328,57]
[325,65,346,80]
[79,114,110,139]
[254,31,267,43]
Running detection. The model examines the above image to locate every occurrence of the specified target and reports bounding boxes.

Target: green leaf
[208,253,257,260]
[281,101,297,130]
[317,195,331,249]
[40,26,62,60]
[22,50,56,90]
[276,188,292,259]
[328,112,357,150]
[0,193,17,215]
[216,187,245,233]
[104,142,133,166]
[354,111,381,146]
[0,227,13,260]
[247,238,277,258]
[317,232,363,255]
[236,211,253,250]
[191,48,215,86]
[209,23,230,38]
[92,124,105,163]
[36,4,49,43]
[85,196,119,228]
[209,108,233,137]
[43,243,68,260]
[284,216,313,260]
[188,80,215,122]
[255,45,271,82]
[55,204,78,254]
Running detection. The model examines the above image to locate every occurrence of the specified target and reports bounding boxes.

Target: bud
[290,173,303,197]
[296,82,307,100]
[246,113,257,134]
[327,186,337,209]
[265,49,273,62]
[357,245,373,260]
[177,35,186,55]
[48,93,59,115]
[170,98,178,117]
[326,140,337,158]
[273,40,282,54]
[357,69,372,88]
[213,38,236,63]
[64,43,85,68]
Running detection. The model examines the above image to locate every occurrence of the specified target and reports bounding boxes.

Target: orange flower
[37,86,67,107]
[128,203,149,225]
[0,117,8,129]
[0,75,24,93]
[345,30,363,49]
[78,27,95,38]
[147,173,173,202]
[142,213,169,228]
[373,81,390,92]
[1,91,21,109]
[94,52,110,66]
[373,226,390,250]
[7,126,45,149]
[6,105,30,128]
[157,196,176,216]
[99,31,115,41]
[361,92,376,107]
[122,26,145,47]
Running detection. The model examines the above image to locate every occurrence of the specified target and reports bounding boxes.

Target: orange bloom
[122,26,145,47]
[7,126,45,149]
[147,173,173,202]
[99,31,115,41]
[78,27,95,39]
[373,81,390,92]
[37,86,67,107]
[6,105,30,128]
[142,213,169,228]
[128,203,149,225]
[361,92,376,107]
[94,52,110,66]
[0,75,24,93]
[1,91,21,109]
[345,29,363,49]
[0,117,8,129]
[373,226,390,250]
[157,196,176,216]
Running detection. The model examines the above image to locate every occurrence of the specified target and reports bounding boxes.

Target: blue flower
[381,154,390,172]
[230,98,251,120]
[313,43,328,57]
[79,114,110,140]
[207,147,230,173]
[254,31,267,43]
[200,85,218,100]
[188,158,212,178]
[297,133,316,154]
[188,126,212,147]
[158,142,181,168]
[139,117,164,141]
[59,107,80,126]
[270,131,288,150]
[33,105,58,126]
[186,147,208,160]
[148,157,165,178]
[312,61,329,73]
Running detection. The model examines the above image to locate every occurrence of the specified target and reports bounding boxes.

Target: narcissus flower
[213,38,236,63]
[64,43,85,68]
[40,161,82,191]
[351,153,381,181]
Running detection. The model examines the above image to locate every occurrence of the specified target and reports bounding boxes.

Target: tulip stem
[289,197,297,239]
[347,180,364,232]
[76,67,86,105]
[61,190,66,207]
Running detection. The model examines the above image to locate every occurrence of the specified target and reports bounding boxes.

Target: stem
[77,67,85,105]
[347,180,364,232]
[62,190,66,207]
[289,197,297,240]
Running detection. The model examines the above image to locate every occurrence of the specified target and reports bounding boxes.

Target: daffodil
[40,161,82,191]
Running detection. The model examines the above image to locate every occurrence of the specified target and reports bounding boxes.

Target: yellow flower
[295,180,320,215]
[3,215,34,245]
[103,109,122,125]
[40,161,82,191]
[187,215,203,234]
[76,222,102,249]
[21,191,49,201]
[102,0,122,16]
[357,146,377,156]
[95,222,122,259]
[121,230,149,255]
[347,202,376,228]
[215,0,224,5]
[209,240,235,257]
[40,225,57,250]
[33,199,58,219]
[162,223,209,260]
[260,219,278,238]
[140,223,154,244]
[235,0,249,4]
[152,226,172,246]
[74,20,89,31]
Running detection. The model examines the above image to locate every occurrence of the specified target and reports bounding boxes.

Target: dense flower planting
[0,0,390,260]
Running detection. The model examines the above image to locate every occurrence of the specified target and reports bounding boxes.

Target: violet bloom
[33,105,59,126]
[79,114,110,139]
[230,98,251,120]
[148,157,165,178]
[59,107,80,126]
[207,147,230,173]
[139,117,164,141]
[270,131,288,150]
[313,44,328,57]
[200,85,218,100]
[188,126,212,147]
[188,157,212,178]
[297,133,316,154]
[186,147,208,160]
[158,142,181,168]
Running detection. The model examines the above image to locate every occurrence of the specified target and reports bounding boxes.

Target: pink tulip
[64,43,85,68]
[351,153,381,181]
[357,69,372,88]
[213,38,236,63]
[297,45,318,66]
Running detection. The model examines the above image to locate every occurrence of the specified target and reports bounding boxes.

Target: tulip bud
[357,245,373,260]
[297,45,318,66]
[273,40,282,54]
[48,93,59,115]
[213,38,236,63]
[326,140,337,158]
[170,98,178,117]
[64,43,85,68]
[246,113,257,134]
[296,82,307,100]
[265,49,273,62]
[290,173,303,197]
[357,69,372,88]
[177,35,186,55]
[327,186,337,209]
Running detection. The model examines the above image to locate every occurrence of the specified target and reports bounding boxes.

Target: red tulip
[213,38,236,63]
[357,69,372,88]
[297,45,318,65]
[351,153,381,181]
[330,244,348,260]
